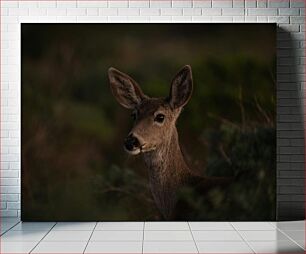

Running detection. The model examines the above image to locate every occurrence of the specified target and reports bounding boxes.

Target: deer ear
[169,65,193,109]
[108,67,146,109]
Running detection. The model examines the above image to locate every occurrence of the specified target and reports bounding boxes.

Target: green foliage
[92,165,156,220]
[54,101,114,143]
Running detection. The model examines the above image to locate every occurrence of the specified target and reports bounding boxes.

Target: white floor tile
[296,240,305,250]
[1,221,20,229]
[145,230,193,241]
[193,230,243,241]
[1,221,303,254]
[43,230,92,241]
[0,230,48,242]
[249,240,304,253]
[95,222,144,231]
[232,222,276,230]
[52,222,96,231]
[282,230,305,241]
[239,230,290,241]
[1,225,15,234]
[90,230,143,241]
[0,220,21,233]
[189,222,234,231]
[12,222,55,231]
[0,218,20,224]
[197,241,253,253]
[282,230,305,249]
[145,222,189,230]
[32,241,87,253]
[276,221,304,231]
[85,241,142,253]
[143,241,198,253]
[1,241,37,253]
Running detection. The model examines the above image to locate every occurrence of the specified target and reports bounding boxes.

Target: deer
[108,65,231,220]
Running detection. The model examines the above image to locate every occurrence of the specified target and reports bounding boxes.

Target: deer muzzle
[124,134,141,155]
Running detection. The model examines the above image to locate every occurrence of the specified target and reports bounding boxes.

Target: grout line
[137,229,191,231]
[83,222,97,254]
[78,229,147,231]
[85,240,209,242]
[191,229,270,231]
[141,221,145,254]
[268,221,277,229]
[229,222,237,231]
[229,222,256,254]
[187,221,199,254]
[0,220,21,236]
[29,222,57,254]
[276,227,305,251]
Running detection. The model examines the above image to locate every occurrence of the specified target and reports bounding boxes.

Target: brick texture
[0,0,305,220]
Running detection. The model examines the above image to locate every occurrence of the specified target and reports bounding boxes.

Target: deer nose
[124,134,140,151]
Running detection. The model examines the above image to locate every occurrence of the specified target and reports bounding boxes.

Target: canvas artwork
[22,24,276,221]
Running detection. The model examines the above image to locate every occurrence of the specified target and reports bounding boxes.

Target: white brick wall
[0,0,305,219]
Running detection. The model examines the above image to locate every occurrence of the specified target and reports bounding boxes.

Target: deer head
[108,65,193,155]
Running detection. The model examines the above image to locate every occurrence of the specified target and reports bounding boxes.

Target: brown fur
[108,65,230,219]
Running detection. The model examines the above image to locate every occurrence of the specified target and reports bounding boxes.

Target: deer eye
[154,114,165,123]
[131,112,137,120]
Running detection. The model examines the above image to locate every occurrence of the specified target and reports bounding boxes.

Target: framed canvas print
[22,24,276,221]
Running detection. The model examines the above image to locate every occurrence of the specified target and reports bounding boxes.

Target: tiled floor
[0,219,304,253]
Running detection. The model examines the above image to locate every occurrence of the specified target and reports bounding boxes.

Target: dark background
[22,24,276,221]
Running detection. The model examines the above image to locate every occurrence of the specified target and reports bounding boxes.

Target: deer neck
[142,127,192,218]
[143,127,190,186]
